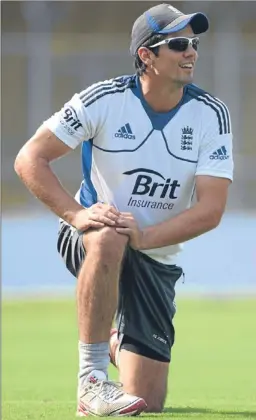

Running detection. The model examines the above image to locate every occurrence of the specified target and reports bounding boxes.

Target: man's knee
[145,400,165,413]
[119,350,168,413]
[83,226,128,260]
[140,388,166,413]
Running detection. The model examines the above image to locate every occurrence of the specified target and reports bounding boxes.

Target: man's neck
[139,75,184,113]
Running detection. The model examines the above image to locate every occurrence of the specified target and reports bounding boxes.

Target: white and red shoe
[77,369,147,417]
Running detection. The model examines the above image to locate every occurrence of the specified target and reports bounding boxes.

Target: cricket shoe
[109,328,120,368]
[77,369,147,417]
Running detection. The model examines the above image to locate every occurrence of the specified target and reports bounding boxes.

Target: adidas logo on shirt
[115,123,135,139]
[210,145,229,160]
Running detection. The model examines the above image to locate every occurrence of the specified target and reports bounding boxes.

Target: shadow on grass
[145,407,256,418]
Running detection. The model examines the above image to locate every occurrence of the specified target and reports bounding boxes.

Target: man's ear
[137,47,153,67]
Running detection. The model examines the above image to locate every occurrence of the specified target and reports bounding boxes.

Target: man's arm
[15,91,92,224]
[15,90,121,229]
[14,126,86,225]
[15,125,120,229]
[116,176,231,250]
[139,176,231,250]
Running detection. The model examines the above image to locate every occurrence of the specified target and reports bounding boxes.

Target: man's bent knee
[83,226,128,259]
[145,401,164,413]
[119,350,168,413]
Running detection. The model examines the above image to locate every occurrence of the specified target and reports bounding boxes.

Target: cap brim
[158,12,209,35]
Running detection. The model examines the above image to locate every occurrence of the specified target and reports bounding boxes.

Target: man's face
[145,25,199,86]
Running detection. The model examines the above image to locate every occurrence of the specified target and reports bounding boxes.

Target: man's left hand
[115,212,144,250]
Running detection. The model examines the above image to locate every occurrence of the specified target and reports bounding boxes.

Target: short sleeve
[196,106,234,181]
[44,93,94,149]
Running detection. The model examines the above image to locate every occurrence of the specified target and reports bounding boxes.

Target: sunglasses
[149,37,200,52]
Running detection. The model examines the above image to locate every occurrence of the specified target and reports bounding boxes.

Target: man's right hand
[72,203,120,232]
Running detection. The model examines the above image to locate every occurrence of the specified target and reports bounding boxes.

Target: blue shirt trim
[161,131,198,163]
[80,139,98,207]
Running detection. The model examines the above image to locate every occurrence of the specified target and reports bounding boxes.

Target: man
[14,3,233,417]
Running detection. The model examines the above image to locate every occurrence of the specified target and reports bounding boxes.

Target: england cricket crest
[181,126,193,151]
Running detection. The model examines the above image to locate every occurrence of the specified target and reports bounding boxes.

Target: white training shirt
[45,75,233,264]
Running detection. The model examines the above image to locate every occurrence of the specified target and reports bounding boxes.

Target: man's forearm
[140,203,221,250]
[14,154,84,225]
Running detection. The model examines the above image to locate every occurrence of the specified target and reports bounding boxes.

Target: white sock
[78,341,109,388]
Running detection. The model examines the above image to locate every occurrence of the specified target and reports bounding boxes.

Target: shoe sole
[77,397,147,417]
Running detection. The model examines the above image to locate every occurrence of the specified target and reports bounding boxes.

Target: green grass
[2,298,256,419]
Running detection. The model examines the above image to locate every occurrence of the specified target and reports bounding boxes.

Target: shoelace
[95,380,124,401]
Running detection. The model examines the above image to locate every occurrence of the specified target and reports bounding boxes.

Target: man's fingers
[95,203,120,216]
[89,215,116,226]
[88,220,105,228]
[108,206,120,216]
[116,227,131,235]
[100,216,117,226]
[116,217,134,227]
[119,212,133,216]
[105,211,119,222]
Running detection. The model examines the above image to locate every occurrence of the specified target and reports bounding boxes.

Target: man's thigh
[57,221,127,277]
[116,248,183,362]
[119,348,169,413]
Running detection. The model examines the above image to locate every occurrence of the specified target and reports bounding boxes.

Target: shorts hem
[118,328,172,362]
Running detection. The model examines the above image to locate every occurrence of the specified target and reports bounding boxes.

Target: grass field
[2,298,256,419]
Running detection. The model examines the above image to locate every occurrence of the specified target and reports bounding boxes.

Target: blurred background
[2,1,256,297]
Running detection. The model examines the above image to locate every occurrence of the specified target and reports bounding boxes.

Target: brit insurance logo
[123,168,181,210]
[59,105,82,135]
[181,126,193,151]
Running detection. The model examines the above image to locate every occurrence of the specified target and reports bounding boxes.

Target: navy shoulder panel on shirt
[186,84,231,135]
[79,75,136,108]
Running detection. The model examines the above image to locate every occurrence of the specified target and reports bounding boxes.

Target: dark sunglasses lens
[168,38,199,52]
[168,38,189,51]
[192,38,199,51]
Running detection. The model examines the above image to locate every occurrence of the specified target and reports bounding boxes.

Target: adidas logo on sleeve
[114,123,136,139]
[210,145,229,160]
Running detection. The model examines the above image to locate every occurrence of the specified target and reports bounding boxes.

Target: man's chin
[178,75,194,86]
